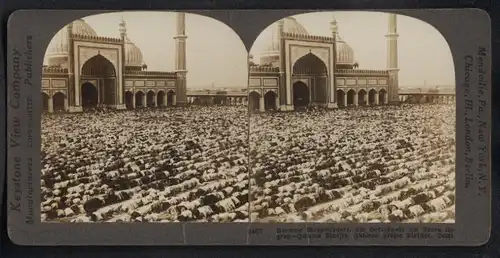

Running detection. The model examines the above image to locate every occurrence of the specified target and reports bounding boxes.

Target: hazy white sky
[46,12,249,88]
[250,11,456,87]
[45,11,455,88]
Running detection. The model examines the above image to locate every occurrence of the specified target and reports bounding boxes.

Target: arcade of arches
[42,89,249,112]
[249,87,390,112]
[336,88,388,107]
[124,90,175,109]
[249,90,279,112]
[42,92,68,113]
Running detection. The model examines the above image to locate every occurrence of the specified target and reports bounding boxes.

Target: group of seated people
[41,103,456,224]
[249,103,456,223]
[41,106,249,222]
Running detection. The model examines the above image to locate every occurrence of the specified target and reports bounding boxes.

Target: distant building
[248,14,400,111]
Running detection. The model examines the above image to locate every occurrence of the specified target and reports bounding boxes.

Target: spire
[386,13,398,70]
[67,21,74,41]
[275,19,285,51]
[329,14,339,108]
[119,17,127,40]
[330,15,338,34]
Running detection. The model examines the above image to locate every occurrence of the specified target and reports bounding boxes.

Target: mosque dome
[119,19,145,67]
[335,34,355,66]
[124,37,144,67]
[45,19,98,67]
[261,17,309,56]
[259,17,355,67]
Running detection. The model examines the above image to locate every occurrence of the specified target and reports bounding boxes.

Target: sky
[250,11,456,87]
[44,12,249,88]
[44,11,455,89]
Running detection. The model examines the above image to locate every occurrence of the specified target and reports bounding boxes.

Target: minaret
[67,21,80,112]
[118,18,127,109]
[386,13,399,103]
[174,12,188,106]
[328,16,338,108]
[277,19,288,110]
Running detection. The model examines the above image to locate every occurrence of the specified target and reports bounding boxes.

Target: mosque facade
[248,14,400,111]
[42,13,191,113]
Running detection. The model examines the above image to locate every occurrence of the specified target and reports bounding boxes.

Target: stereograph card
[5,8,491,246]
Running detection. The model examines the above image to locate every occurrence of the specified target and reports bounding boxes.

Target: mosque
[41,12,452,113]
[248,14,400,111]
[41,13,248,113]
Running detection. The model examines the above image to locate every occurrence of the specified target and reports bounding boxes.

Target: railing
[249,66,280,73]
[336,69,389,75]
[72,34,122,44]
[282,32,334,43]
[124,70,177,77]
[42,67,68,74]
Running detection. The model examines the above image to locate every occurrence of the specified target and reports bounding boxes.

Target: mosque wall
[41,75,70,98]
[123,78,177,94]
[335,76,389,89]
[248,75,281,105]
[249,76,280,88]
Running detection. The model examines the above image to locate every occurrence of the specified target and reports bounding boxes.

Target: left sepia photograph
[40,11,250,223]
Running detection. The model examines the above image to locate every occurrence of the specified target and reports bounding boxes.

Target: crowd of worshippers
[249,103,456,223]
[40,106,250,222]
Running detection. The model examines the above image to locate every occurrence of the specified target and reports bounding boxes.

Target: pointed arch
[167,90,175,106]
[135,91,145,108]
[157,91,166,107]
[336,90,346,107]
[358,89,367,106]
[379,89,387,104]
[41,92,50,112]
[249,91,260,112]
[264,90,278,110]
[292,81,310,109]
[147,90,156,107]
[347,89,356,106]
[53,92,66,112]
[368,89,377,105]
[125,91,134,109]
[81,82,98,109]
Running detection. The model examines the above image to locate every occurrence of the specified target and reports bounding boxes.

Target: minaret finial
[330,15,338,36]
[119,16,127,38]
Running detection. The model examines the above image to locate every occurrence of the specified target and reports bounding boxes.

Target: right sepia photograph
[248,11,456,223]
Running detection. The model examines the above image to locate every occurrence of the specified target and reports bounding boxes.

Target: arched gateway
[292,53,328,109]
[80,54,117,109]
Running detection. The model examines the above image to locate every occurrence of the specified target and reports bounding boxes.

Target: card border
[5,8,491,246]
